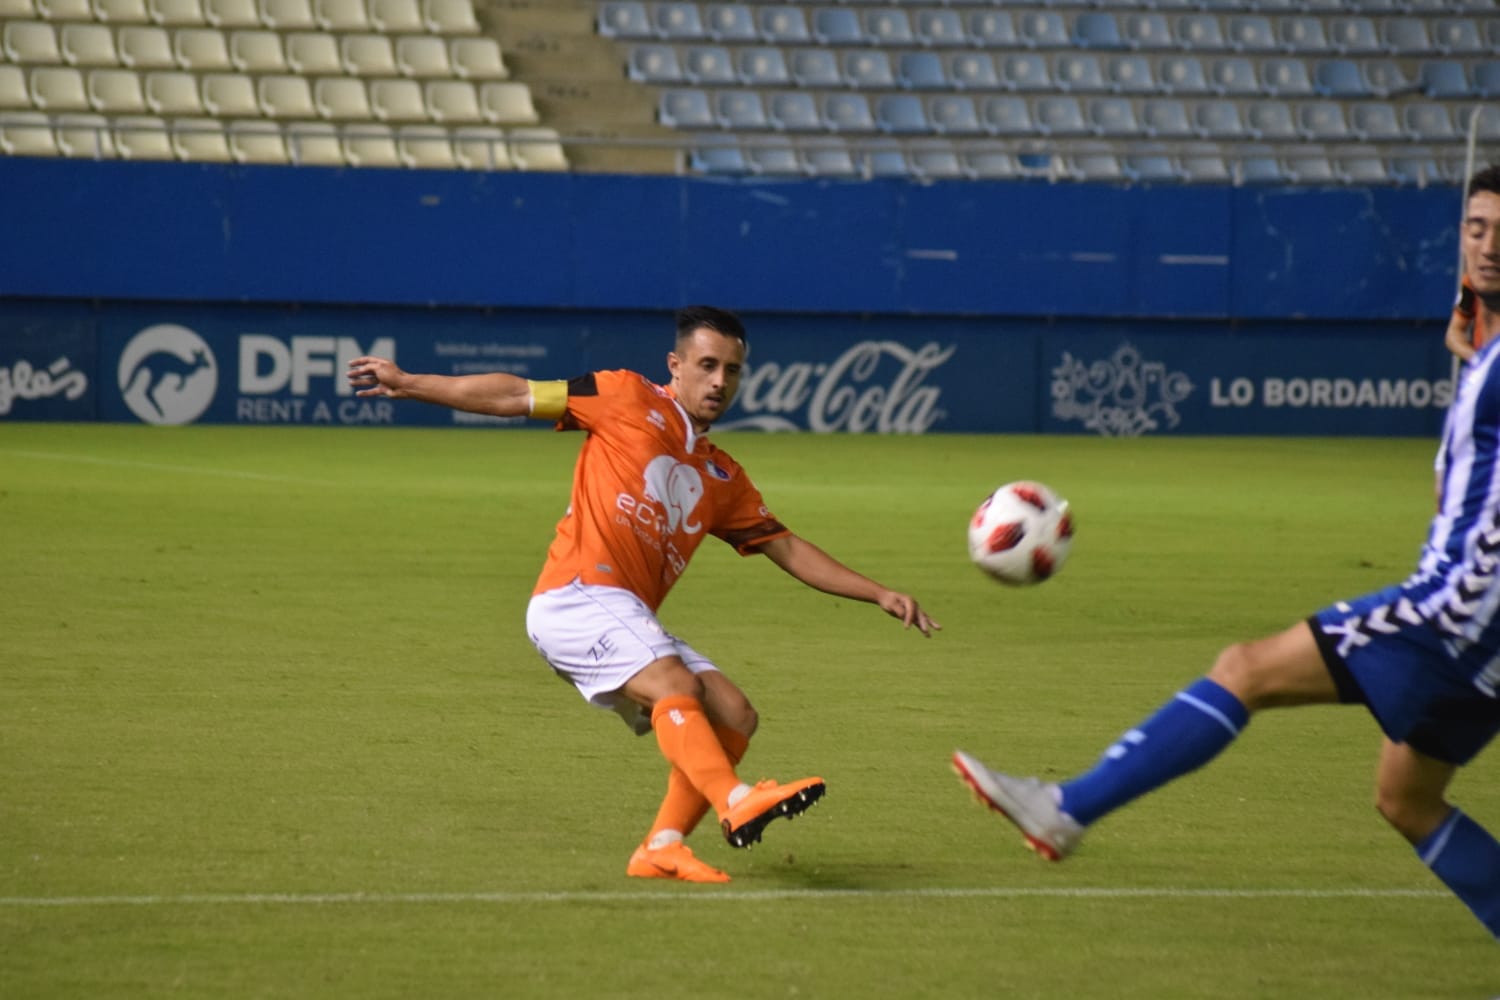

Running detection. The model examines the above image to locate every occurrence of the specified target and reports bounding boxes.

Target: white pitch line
[0,887,1447,908]
[0,449,337,487]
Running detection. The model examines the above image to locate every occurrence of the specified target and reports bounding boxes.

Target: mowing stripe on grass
[0,448,337,486]
[0,887,1447,908]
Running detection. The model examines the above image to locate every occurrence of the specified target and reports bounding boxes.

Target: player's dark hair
[1469,165,1500,199]
[676,305,747,346]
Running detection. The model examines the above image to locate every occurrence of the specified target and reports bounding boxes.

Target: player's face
[1463,190,1500,298]
[669,326,745,431]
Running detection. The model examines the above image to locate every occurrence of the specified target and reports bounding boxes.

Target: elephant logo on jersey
[642,455,705,535]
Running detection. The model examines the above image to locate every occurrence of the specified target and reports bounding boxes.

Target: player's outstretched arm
[347,356,533,417]
[758,534,940,637]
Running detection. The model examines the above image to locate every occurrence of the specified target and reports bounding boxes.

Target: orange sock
[648,722,750,842]
[649,695,743,817]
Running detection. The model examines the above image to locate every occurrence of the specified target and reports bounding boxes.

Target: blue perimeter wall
[0,158,1467,435]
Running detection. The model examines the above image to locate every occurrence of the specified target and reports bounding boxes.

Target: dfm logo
[118,324,218,425]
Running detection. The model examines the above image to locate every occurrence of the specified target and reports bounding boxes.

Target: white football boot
[952,750,1084,861]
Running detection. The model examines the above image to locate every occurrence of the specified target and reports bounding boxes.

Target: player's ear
[666,351,681,379]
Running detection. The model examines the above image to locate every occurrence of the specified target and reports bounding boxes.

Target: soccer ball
[967,481,1074,585]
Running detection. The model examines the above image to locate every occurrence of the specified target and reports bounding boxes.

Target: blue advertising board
[0,301,1454,436]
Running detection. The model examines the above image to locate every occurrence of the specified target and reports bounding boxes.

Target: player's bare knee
[1207,642,1263,705]
[1373,782,1447,845]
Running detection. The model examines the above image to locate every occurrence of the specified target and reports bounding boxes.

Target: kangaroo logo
[642,455,704,535]
[118,324,218,425]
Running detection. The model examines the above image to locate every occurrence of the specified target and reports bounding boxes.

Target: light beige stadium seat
[1,0,37,17]
[423,78,478,122]
[285,32,339,74]
[478,80,536,125]
[0,66,31,108]
[201,71,258,115]
[341,33,396,76]
[226,117,286,162]
[448,36,504,79]
[285,118,341,163]
[256,73,314,117]
[313,0,366,31]
[60,25,119,67]
[30,66,91,111]
[451,123,507,168]
[367,0,420,34]
[341,121,399,166]
[396,35,449,77]
[5,22,63,64]
[369,77,425,121]
[55,111,115,156]
[230,30,286,72]
[148,0,205,24]
[170,116,230,160]
[396,123,454,167]
[87,68,146,112]
[144,69,204,114]
[112,113,172,157]
[118,26,176,68]
[508,126,564,171]
[313,76,370,119]
[174,28,231,70]
[203,0,257,28]
[0,110,57,155]
[93,0,151,22]
[258,0,314,31]
[37,0,93,20]
[422,0,476,35]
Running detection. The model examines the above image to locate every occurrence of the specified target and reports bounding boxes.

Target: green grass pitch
[2,424,1497,998]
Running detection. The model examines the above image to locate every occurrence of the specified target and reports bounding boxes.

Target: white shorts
[525,581,720,734]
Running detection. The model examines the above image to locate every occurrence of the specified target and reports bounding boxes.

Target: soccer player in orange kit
[349,306,939,883]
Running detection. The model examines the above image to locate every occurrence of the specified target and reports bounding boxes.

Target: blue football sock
[1059,677,1250,826]
[1417,809,1500,939]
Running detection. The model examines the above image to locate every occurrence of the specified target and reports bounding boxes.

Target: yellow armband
[527,379,568,420]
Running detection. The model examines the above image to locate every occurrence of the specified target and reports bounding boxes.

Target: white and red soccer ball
[968,481,1074,586]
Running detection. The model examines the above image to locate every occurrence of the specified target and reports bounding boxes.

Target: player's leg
[954,621,1338,858]
[644,669,756,847]
[1378,739,1500,938]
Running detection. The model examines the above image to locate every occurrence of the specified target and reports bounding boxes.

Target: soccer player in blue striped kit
[954,165,1500,941]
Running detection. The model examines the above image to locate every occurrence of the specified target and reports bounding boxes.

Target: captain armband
[527,380,568,420]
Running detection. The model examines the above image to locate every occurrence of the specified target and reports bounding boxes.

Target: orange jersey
[1458,277,1494,352]
[532,369,791,611]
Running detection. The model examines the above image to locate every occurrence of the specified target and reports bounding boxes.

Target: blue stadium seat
[744,137,799,176]
[653,2,704,41]
[1122,13,1171,50]
[1070,146,1125,183]
[821,92,875,133]
[1035,95,1089,136]
[1418,61,1471,99]
[1314,59,1368,97]
[1404,102,1458,142]
[1000,52,1052,92]
[897,52,948,91]
[1054,53,1106,93]
[1238,149,1286,184]
[767,91,819,133]
[1194,99,1245,139]
[714,90,768,131]
[1142,97,1193,138]
[789,49,840,89]
[756,6,809,45]
[927,94,983,135]
[628,44,683,84]
[981,94,1032,136]
[1157,55,1211,94]
[1073,12,1124,50]
[1208,56,1258,95]
[597,1,650,40]
[1261,57,1314,97]
[1106,54,1156,94]
[1124,148,1181,183]
[1298,100,1350,141]
[964,145,1020,181]
[1430,17,1483,55]
[736,47,788,87]
[875,93,929,135]
[1337,151,1391,186]
[690,138,747,174]
[1388,150,1442,187]
[1282,149,1337,185]
[1174,14,1226,50]
[1380,17,1430,56]
[1360,60,1410,98]
[798,137,857,179]
[812,8,861,47]
[949,52,999,91]
[914,9,965,48]
[1327,16,1380,55]
[1278,16,1330,54]
[683,45,735,86]
[1089,96,1141,137]
[704,4,755,44]
[1475,62,1500,99]
[842,50,895,89]
[860,138,909,179]
[1246,100,1297,140]
[863,8,914,47]
[659,88,712,129]
[1017,10,1068,49]
[1180,147,1231,184]
[1225,15,1276,52]
[909,141,967,182]
[1350,103,1403,143]
[966,11,1017,49]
